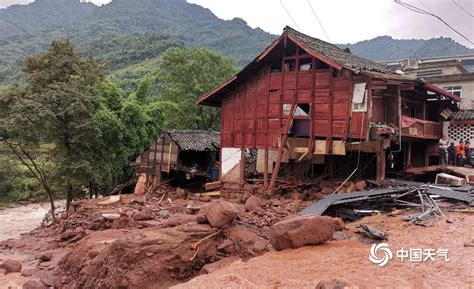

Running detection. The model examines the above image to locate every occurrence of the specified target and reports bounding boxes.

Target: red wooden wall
[221,59,369,150]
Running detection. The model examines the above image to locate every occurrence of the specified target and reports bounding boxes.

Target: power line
[280,0,301,30]
[307,0,331,42]
[394,0,473,45]
[418,0,434,13]
[452,0,474,18]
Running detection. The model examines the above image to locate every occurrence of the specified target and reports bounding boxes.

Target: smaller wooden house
[130,130,220,192]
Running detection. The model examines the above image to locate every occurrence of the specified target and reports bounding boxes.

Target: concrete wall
[432,79,474,109]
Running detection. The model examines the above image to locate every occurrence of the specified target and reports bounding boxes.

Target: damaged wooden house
[196,26,460,191]
[130,130,220,193]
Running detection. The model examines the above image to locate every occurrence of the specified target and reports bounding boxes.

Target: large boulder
[1,259,22,273]
[269,215,340,250]
[205,200,240,229]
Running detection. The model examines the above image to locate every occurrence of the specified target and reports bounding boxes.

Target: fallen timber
[300,181,474,216]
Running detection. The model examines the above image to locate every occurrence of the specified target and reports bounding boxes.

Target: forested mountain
[0,0,275,85]
[339,36,474,62]
[1,0,473,87]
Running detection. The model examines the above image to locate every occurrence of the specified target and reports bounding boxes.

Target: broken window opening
[283,59,296,72]
[315,60,330,70]
[282,103,311,117]
[271,59,282,72]
[299,58,313,71]
[294,103,310,117]
[352,83,368,112]
[282,103,292,116]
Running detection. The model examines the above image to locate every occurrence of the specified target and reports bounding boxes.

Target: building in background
[382,55,474,144]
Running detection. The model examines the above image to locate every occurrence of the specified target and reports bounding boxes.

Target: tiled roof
[167,130,220,151]
[450,110,474,121]
[285,26,393,73]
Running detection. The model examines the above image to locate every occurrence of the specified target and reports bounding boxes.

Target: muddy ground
[174,212,474,288]
[0,182,473,288]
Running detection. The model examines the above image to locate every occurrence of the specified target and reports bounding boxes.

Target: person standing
[439,136,448,166]
[455,140,465,167]
[447,142,456,166]
[465,141,472,166]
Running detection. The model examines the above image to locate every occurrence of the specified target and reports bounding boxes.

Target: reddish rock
[333,218,345,231]
[133,209,153,221]
[205,200,239,228]
[217,239,234,253]
[345,182,355,193]
[88,250,100,259]
[269,216,338,250]
[196,214,209,224]
[1,259,22,273]
[21,268,37,277]
[321,187,334,194]
[35,252,52,262]
[198,203,210,215]
[244,196,261,212]
[60,227,84,241]
[315,279,347,289]
[227,226,268,255]
[354,180,367,191]
[22,280,48,289]
[165,214,197,227]
[289,191,304,200]
[200,256,240,274]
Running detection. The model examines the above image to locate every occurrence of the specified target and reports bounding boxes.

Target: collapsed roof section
[197,26,460,106]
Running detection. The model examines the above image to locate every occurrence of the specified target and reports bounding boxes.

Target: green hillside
[338,36,473,62]
[0,0,276,85]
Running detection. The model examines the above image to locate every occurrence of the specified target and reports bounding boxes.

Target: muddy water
[0,202,50,241]
[173,212,474,289]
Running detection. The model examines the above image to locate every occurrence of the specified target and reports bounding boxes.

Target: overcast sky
[1,0,473,47]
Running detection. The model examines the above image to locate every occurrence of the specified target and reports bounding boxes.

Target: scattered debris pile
[3,175,474,288]
[300,181,474,221]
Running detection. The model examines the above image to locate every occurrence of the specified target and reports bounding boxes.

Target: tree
[0,39,106,217]
[156,47,237,130]
[0,86,58,221]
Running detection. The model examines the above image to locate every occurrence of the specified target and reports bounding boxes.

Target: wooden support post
[406,141,412,169]
[268,102,297,192]
[152,138,158,186]
[158,134,165,187]
[240,148,245,185]
[264,148,269,189]
[376,141,386,181]
[308,57,316,154]
[264,66,271,190]
[327,67,335,154]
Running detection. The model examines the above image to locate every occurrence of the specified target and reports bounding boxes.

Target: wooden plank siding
[220,56,364,151]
